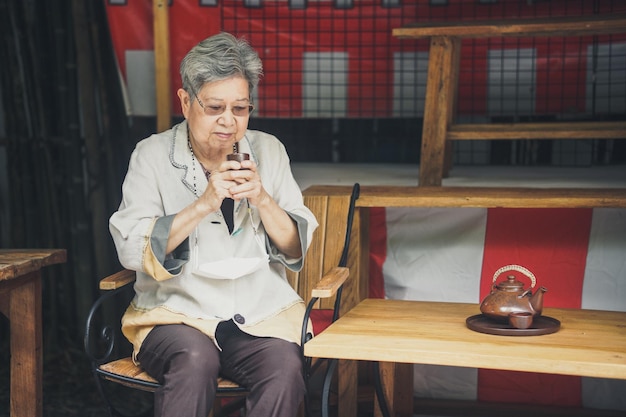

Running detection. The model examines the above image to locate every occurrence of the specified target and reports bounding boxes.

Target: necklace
[187,138,239,198]
[187,139,203,198]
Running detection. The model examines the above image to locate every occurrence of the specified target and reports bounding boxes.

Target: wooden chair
[83,183,360,417]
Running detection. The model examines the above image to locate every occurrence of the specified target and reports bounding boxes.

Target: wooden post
[419,36,460,187]
[8,273,43,417]
[153,0,171,132]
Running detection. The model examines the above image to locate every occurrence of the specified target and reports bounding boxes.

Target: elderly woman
[109,32,318,417]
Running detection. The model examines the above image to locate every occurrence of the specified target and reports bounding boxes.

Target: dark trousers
[137,320,305,417]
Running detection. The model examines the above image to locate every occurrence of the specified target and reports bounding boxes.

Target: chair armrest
[99,269,136,290]
[311,267,349,299]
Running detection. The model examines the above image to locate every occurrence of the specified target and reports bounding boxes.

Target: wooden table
[0,249,67,417]
[392,14,626,186]
[304,298,626,417]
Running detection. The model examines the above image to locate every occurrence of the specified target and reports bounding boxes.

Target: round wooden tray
[466,314,560,336]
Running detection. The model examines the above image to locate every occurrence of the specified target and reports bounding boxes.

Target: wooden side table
[305,299,626,417]
[0,249,67,417]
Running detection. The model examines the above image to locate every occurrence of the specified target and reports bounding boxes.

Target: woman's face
[179,76,251,154]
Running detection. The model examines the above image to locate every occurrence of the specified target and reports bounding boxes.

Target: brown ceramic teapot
[480,265,547,322]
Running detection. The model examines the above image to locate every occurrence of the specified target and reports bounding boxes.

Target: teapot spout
[531,286,548,315]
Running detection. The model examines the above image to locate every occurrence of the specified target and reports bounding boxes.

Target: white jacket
[109,121,318,326]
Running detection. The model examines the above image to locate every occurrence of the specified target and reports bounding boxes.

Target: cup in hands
[227,153,250,163]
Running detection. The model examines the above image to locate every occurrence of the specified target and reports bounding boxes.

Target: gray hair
[180,32,263,98]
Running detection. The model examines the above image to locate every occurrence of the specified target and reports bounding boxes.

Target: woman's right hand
[196,160,242,214]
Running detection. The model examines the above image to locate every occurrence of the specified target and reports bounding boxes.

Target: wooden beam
[302,185,626,209]
[354,186,626,208]
[393,14,626,39]
[448,121,626,140]
[153,0,171,132]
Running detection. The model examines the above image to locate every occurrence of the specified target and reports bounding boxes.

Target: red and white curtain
[369,207,626,411]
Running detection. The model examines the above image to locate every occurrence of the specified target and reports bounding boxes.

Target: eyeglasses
[194,94,255,117]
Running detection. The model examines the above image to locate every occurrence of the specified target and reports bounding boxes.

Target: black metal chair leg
[321,359,338,417]
[373,361,391,417]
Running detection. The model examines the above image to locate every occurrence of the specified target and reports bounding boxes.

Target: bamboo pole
[153,0,171,133]
[71,0,103,329]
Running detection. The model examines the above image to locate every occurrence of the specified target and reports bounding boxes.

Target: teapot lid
[496,275,525,291]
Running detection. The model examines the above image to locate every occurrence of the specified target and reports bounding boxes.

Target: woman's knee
[246,345,305,417]
[261,343,305,391]
[141,324,220,386]
[168,334,220,385]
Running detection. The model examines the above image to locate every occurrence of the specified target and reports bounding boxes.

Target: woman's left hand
[224,159,301,258]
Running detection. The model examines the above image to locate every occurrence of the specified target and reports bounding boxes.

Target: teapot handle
[492,264,536,288]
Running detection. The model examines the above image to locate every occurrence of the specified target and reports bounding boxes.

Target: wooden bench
[304,185,626,209]
[299,184,626,417]
[392,14,626,186]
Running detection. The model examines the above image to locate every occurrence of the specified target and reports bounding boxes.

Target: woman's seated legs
[137,324,220,417]
[216,319,305,417]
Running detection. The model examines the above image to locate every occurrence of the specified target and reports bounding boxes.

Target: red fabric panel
[480,208,593,308]
[168,3,221,110]
[105,1,153,75]
[478,208,593,407]
[105,1,221,113]
[477,370,582,406]
[368,207,387,299]
[310,309,333,335]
